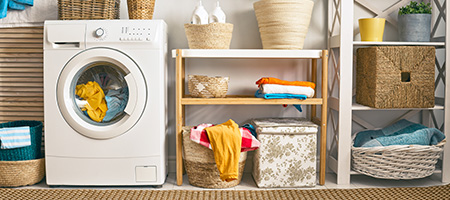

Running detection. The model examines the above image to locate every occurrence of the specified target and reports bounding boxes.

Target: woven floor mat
[1,184,449,200]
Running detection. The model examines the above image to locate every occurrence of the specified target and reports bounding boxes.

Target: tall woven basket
[58,0,120,20]
[182,128,246,189]
[253,0,314,49]
[352,140,446,179]
[127,0,155,19]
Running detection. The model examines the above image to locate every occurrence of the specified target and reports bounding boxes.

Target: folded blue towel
[254,90,305,112]
[354,119,446,147]
[0,0,7,19]
[8,0,25,10]
[0,126,31,149]
[13,0,33,6]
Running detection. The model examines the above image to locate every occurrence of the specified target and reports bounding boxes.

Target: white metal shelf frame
[327,0,450,185]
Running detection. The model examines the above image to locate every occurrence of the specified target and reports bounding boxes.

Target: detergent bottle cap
[191,0,209,25]
[209,1,226,23]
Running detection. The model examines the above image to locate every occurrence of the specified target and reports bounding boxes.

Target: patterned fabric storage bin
[251,118,318,188]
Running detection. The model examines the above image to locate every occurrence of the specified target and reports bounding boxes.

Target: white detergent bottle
[209,1,226,23]
[191,0,209,24]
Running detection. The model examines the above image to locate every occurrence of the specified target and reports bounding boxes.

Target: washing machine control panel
[86,21,160,45]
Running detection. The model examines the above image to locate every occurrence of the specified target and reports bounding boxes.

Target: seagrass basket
[253,0,314,49]
[58,0,120,20]
[182,128,246,188]
[0,158,45,187]
[352,140,446,179]
[184,23,233,49]
[127,0,155,19]
[188,75,229,98]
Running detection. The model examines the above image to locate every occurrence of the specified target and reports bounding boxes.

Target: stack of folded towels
[254,77,315,100]
[1,0,33,19]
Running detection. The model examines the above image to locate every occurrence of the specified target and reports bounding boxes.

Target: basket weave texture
[184,23,233,49]
[127,0,155,19]
[253,0,314,49]
[0,121,42,161]
[0,158,45,187]
[182,127,246,189]
[58,0,120,20]
[356,46,435,108]
[352,140,446,180]
[188,75,229,98]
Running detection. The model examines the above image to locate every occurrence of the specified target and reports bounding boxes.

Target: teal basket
[0,121,43,161]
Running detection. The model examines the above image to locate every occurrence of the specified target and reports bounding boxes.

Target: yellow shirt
[75,81,108,122]
[205,119,242,182]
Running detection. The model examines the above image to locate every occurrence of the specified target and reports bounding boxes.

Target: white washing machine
[43,20,168,186]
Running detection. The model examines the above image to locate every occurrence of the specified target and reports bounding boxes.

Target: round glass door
[57,48,147,139]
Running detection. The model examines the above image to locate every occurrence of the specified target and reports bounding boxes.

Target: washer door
[57,48,146,139]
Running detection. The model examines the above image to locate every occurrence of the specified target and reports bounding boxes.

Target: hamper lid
[251,118,318,135]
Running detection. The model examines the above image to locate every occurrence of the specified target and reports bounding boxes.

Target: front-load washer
[43,20,168,186]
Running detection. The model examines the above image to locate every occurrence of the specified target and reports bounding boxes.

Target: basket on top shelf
[0,121,45,187]
[127,0,155,19]
[58,0,120,20]
[184,23,233,49]
[188,75,229,98]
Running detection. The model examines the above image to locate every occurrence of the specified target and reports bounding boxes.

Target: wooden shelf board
[352,103,444,111]
[181,95,323,105]
[353,41,445,47]
[172,49,323,59]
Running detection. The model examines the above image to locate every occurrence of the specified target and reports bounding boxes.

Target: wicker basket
[188,75,229,98]
[182,128,246,188]
[0,121,43,161]
[253,0,314,49]
[352,140,446,180]
[0,158,45,187]
[184,23,233,49]
[58,0,120,20]
[356,46,435,108]
[127,0,155,19]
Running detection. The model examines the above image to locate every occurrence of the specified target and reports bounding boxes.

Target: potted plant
[398,1,432,42]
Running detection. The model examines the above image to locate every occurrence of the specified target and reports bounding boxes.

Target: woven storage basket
[58,0,120,20]
[184,23,233,49]
[188,75,229,98]
[352,140,446,179]
[356,46,435,108]
[253,0,314,49]
[182,127,246,189]
[127,0,155,19]
[0,121,43,161]
[0,158,45,187]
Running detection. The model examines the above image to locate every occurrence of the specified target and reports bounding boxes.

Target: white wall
[121,0,327,171]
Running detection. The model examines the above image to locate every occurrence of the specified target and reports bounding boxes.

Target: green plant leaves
[398,1,432,15]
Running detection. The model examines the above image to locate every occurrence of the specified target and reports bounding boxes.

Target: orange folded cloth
[256,77,315,89]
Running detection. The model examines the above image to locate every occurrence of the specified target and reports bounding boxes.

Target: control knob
[94,28,105,38]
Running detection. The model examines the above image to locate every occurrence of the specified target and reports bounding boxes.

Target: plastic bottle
[191,0,209,24]
[209,1,226,23]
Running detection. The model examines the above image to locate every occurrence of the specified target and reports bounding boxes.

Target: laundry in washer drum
[74,64,129,123]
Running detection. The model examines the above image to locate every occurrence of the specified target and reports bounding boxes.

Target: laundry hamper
[0,121,43,161]
[352,140,446,179]
[182,127,246,188]
[184,23,233,49]
[58,0,120,20]
[188,75,229,98]
[0,158,45,187]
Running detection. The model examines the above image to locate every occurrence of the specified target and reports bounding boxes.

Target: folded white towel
[260,84,315,98]
[0,126,31,149]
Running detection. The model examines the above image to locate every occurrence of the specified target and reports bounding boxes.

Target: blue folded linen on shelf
[0,126,31,149]
[0,0,8,19]
[8,0,25,10]
[0,0,34,19]
[255,89,306,112]
[13,0,33,6]
[354,119,446,147]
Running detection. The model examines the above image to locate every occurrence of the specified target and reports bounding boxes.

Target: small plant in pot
[398,1,432,42]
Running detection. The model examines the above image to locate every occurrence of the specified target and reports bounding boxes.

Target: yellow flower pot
[358,18,386,42]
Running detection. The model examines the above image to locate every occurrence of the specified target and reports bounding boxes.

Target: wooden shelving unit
[173,49,329,186]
